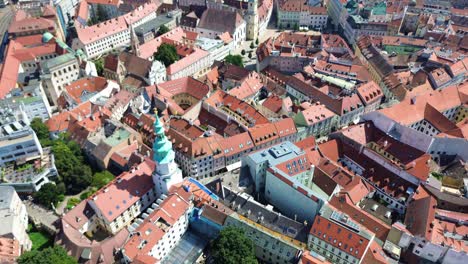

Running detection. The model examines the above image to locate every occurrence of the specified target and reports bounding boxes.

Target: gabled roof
[89,160,155,222]
[404,185,436,240]
[379,84,465,126]
[310,214,371,260]
[62,77,109,105]
[122,188,190,261]
[329,193,391,241]
[198,8,245,34]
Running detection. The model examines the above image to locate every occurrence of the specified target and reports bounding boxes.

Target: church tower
[130,25,140,57]
[152,111,183,197]
[246,0,259,40]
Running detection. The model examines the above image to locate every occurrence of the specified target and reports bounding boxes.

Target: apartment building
[72,2,159,59]
[0,117,42,166]
[0,186,32,253]
[277,0,328,30]
[294,102,338,139]
[41,53,81,106]
[121,191,191,263]
[308,205,374,264]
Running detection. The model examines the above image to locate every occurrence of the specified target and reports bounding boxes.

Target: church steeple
[151,109,183,197]
[130,25,140,57]
[152,111,175,164]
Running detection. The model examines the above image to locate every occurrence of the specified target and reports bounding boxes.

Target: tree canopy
[92,170,115,189]
[18,246,77,264]
[224,54,244,67]
[154,43,178,67]
[52,139,92,194]
[211,226,258,264]
[158,25,170,35]
[30,118,49,141]
[33,183,64,208]
[94,58,104,76]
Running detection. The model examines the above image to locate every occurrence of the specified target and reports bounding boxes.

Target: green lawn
[28,226,53,251]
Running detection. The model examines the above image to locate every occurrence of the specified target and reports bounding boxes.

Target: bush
[66,197,81,210]
[18,246,77,264]
[224,54,244,67]
[158,24,170,35]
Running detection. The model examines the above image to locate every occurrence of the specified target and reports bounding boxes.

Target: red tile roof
[356,81,383,105]
[205,90,270,126]
[90,160,155,222]
[229,71,263,100]
[46,101,93,133]
[61,77,109,105]
[76,2,160,45]
[0,37,61,98]
[248,122,279,146]
[340,122,430,181]
[218,132,253,156]
[310,214,371,260]
[0,238,20,263]
[404,185,436,240]
[156,76,209,100]
[122,188,190,262]
[380,84,465,125]
[262,95,283,113]
[8,10,56,35]
[329,194,391,241]
[430,210,468,252]
[273,117,297,138]
[362,240,390,264]
[299,103,336,126]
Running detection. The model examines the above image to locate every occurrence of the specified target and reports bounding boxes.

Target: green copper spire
[152,110,175,164]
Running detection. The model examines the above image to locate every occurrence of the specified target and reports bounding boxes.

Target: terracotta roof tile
[90,160,155,222]
[310,214,371,259]
[329,194,391,241]
[404,185,436,240]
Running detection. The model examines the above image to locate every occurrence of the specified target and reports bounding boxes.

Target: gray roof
[41,53,77,73]
[134,14,173,36]
[220,186,310,243]
[245,141,304,167]
[0,186,16,210]
[198,8,244,34]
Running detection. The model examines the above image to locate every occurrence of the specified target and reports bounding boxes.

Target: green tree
[33,183,64,208]
[248,51,253,59]
[94,58,104,76]
[224,54,244,67]
[18,246,77,264]
[255,39,259,45]
[158,24,170,35]
[30,118,50,142]
[92,170,114,189]
[154,43,179,67]
[241,49,246,56]
[293,23,299,31]
[211,226,258,264]
[249,41,255,49]
[52,140,92,194]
